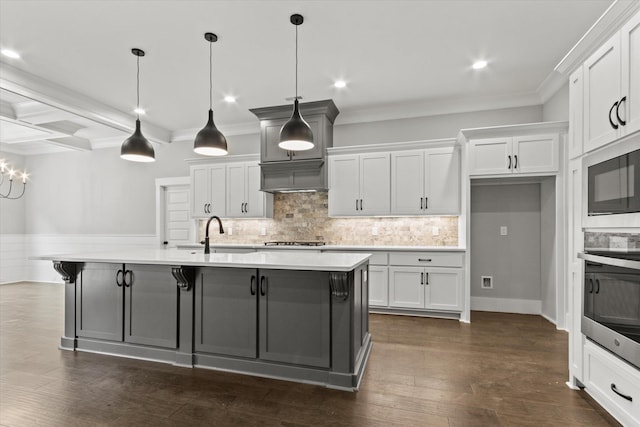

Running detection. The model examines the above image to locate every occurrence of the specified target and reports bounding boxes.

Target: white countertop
[34,249,370,272]
[177,243,466,252]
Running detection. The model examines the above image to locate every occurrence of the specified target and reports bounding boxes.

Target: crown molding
[554,0,640,76]
[458,120,568,141]
[0,62,171,144]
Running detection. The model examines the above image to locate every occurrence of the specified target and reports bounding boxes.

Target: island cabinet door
[195,267,257,358]
[123,264,178,349]
[258,269,331,368]
[76,263,124,341]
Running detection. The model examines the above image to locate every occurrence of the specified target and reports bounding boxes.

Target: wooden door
[360,152,391,215]
[124,264,178,348]
[368,265,389,307]
[76,263,123,341]
[259,269,331,368]
[425,149,459,214]
[512,134,559,174]
[195,267,257,358]
[226,163,246,217]
[388,266,424,309]
[190,165,210,218]
[468,138,513,175]
[328,155,360,216]
[390,150,424,215]
[424,268,463,311]
[208,165,227,217]
[245,163,264,218]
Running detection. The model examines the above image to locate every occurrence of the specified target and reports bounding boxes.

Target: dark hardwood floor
[0,282,620,426]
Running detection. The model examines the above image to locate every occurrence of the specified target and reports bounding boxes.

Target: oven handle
[588,278,594,294]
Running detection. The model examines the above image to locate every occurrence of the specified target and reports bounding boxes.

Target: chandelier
[0,159,28,200]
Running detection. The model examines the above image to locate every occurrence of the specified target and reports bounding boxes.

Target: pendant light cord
[295,24,298,99]
[136,54,140,120]
[209,39,213,110]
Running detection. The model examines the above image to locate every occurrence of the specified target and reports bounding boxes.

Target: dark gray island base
[50,252,371,391]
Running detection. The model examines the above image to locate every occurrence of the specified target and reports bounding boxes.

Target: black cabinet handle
[418,258,432,262]
[203,204,207,214]
[508,155,512,169]
[611,383,633,402]
[360,199,363,211]
[260,276,267,296]
[595,279,600,294]
[421,272,424,285]
[425,197,428,210]
[355,199,359,211]
[609,102,619,129]
[123,270,132,287]
[250,275,256,296]
[420,197,423,210]
[588,278,594,293]
[116,269,124,287]
[425,272,429,285]
[514,155,518,169]
[616,96,626,126]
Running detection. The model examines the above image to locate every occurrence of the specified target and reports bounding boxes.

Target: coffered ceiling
[0,0,622,155]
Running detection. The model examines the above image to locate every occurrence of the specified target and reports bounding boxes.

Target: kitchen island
[40,249,371,390]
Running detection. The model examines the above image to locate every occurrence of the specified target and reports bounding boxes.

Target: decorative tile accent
[198,192,458,246]
[584,231,640,250]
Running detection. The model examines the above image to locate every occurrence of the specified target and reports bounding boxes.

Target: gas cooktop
[264,241,326,246]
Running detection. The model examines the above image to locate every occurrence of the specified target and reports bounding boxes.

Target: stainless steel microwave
[588,148,640,216]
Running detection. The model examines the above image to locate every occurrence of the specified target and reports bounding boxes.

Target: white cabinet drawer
[584,340,640,426]
[389,252,463,268]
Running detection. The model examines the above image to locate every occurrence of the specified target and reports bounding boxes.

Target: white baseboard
[1,234,158,283]
[471,296,542,315]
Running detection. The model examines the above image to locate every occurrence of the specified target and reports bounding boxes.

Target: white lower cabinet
[583,340,640,426]
[389,267,463,311]
[368,265,389,307]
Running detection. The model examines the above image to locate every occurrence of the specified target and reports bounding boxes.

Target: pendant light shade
[121,48,155,162]
[194,32,228,156]
[279,13,314,151]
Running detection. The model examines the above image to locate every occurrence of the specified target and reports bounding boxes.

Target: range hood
[250,100,339,193]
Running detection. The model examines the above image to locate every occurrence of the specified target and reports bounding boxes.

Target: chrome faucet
[203,216,224,254]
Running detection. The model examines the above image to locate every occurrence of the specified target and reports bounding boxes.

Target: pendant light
[121,48,155,162]
[194,32,228,156]
[279,14,314,151]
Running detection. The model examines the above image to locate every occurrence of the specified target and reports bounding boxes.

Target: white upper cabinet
[569,67,584,159]
[583,11,640,153]
[190,164,226,218]
[468,134,559,176]
[391,148,460,215]
[328,153,390,216]
[226,162,273,218]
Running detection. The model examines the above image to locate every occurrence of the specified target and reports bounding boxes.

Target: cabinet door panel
[262,120,290,162]
[569,67,584,159]
[513,134,559,174]
[369,265,389,307]
[391,150,424,215]
[124,264,178,348]
[226,163,246,217]
[76,263,123,341]
[208,165,226,216]
[424,268,462,311]
[469,138,512,175]
[328,155,360,216]
[195,267,257,358]
[621,12,640,136]
[259,269,331,368]
[190,166,209,218]
[245,163,264,218]
[360,153,390,215]
[584,34,621,152]
[389,267,424,309]
[425,150,459,214]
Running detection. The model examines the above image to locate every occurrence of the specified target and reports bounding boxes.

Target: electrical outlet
[372,227,378,236]
[500,226,508,236]
[432,226,439,236]
[260,228,266,236]
[481,276,493,289]
[227,227,233,236]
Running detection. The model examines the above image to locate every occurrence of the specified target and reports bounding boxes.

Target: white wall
[542,83,569,122]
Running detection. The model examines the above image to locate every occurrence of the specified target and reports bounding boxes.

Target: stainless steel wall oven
[581,251,640,369]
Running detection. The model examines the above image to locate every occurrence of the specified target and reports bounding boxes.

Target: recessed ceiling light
[134,107,146,115]
[472,60,488,70]
[224,95,236,103]
[334,80,347,88]
[1,49,20,59]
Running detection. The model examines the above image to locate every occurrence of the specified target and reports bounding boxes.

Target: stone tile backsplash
[584,232,640,250]
[198,192,458,246]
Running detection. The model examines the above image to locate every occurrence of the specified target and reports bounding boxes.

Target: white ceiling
[0,0,616,154]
